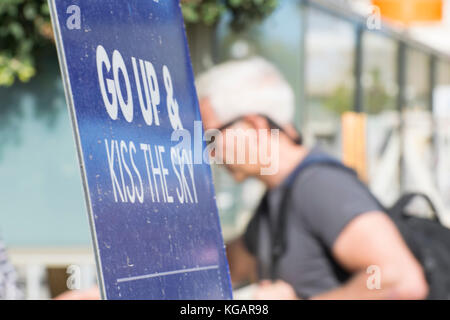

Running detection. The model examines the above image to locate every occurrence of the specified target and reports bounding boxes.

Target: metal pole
[354,25,364,113]
[397,42,407,192]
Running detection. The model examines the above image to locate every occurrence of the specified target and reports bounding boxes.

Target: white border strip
[48,0,107,299]
[117,265,220,283]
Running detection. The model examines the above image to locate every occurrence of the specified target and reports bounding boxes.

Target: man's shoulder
[293,157,359,191]
[287,152,382,248]
[289,156,381,215]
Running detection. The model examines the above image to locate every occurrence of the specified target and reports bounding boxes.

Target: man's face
[199,98,264,182]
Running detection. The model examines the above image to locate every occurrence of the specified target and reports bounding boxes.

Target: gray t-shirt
[244,147,382,298]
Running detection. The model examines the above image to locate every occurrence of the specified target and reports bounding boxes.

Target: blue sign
[49,0,232,300]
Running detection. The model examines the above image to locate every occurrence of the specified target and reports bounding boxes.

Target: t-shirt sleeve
[294,165,382,250]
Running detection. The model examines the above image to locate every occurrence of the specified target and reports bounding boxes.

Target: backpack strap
[270,154,356,279]
[389,192,441,224]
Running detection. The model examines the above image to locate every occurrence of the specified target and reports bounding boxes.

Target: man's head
[196,57,300,182]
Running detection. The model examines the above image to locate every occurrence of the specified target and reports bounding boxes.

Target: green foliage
[324,85,352,115]
[181,0,225,26]
[364,68,396,114]
[0,0,52,86]
[181,0,278,29]
[227,0,279,30]
[0,0,278,86]
[323,68,396,115]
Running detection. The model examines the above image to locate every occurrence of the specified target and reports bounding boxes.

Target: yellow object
[342,112,368,182]
[372,0,443,24]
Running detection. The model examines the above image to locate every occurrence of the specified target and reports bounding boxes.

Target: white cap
[196,57,295,126]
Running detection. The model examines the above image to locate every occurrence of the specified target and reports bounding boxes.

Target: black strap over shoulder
[270,154,356,279]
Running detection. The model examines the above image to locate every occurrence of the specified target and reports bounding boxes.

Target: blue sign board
[49,0,232,300]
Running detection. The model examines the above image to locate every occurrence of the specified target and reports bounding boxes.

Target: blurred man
[196,57,429,300]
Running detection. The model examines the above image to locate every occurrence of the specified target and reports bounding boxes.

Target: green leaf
[23,3,37,20]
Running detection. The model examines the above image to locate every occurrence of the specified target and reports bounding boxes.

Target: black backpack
[387,193,450,299]
[270,155,450,299]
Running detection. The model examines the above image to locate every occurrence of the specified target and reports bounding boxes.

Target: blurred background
[0,0,449,299]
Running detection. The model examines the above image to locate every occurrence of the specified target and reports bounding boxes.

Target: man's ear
[243,115,270,130]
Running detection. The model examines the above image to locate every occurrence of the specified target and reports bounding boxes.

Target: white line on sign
[116,265,220,283]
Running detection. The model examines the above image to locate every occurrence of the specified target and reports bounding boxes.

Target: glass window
[405,49,431,111]
[304,7,356,158]
[402,48,434,197]
[362,32,401,205]
[0,49,90,247]
[212,0,305,242]
[216,0,304,128]
[437,60,450,85]
[434,60,450,208]
[362,33,398,114]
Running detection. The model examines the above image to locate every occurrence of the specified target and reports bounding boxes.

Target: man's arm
[54,286,100,300]
[252,211,428,300]
[311,211,428,300]
[226,237,258,286]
